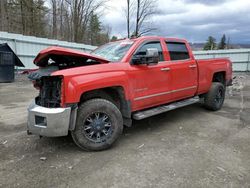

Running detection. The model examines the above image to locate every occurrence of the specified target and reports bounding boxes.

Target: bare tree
[134,0,157,37]
[59,0,64,39]
[0,0,7,31]
[51,0,57,38]
[0,0,110,45]
[63,0,107,42]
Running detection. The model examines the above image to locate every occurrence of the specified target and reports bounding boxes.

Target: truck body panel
[47,36,232,112]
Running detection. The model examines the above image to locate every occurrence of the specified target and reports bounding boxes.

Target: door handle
[189,64,197,68]
[161,67,171,71]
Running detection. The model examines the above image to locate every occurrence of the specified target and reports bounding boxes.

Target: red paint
[35,36,232,111]
[34,46,109,65]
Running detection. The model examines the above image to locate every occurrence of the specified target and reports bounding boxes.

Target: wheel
[203,82,225,111]
[71,98,123,151]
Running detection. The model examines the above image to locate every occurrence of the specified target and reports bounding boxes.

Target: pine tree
[111,36,118,41]
[88,13,101,45]
[203,36,217,50]
[218,34,226,49]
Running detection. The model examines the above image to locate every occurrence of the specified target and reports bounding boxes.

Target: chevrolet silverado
[27,36,232,151]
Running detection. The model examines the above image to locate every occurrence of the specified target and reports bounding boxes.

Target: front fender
[63,71,130,104]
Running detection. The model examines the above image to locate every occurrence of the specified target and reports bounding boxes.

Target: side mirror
[132,48,159,65]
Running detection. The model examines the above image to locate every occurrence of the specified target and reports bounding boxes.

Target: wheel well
[80,87,131,120]
[212,72,226,85]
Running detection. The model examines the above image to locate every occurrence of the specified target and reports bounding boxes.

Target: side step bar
[133,96,200,120]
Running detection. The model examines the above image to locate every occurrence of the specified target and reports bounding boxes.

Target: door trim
[134,86,197,101]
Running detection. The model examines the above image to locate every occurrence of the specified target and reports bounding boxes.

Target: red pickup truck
[27,36,232,151]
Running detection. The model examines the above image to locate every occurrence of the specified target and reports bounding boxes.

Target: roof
[113,36,188,44]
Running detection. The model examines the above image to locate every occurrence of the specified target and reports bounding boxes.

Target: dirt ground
[0,73,250,188]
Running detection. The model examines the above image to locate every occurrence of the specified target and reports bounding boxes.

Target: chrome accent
[134,88,148,92]
[27,100,72,137]
[161,67,171,71]
[189,64,197,68]
[165,58,191,63]
[134,86,197,101]
[133,96,200,120]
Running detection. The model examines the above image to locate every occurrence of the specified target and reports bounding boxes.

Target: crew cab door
[129,41,172,111]
[165,41,198,100]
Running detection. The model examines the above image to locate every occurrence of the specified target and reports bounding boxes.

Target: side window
[166,42,190,61]
[135,41,164,61]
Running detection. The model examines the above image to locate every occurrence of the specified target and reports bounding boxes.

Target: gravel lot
[0,73,250,188]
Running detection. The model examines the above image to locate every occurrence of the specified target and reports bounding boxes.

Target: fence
[0,32,96,69]
[194,49,250,71]
[0,32,249,71]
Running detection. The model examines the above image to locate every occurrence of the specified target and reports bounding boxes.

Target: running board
[133,96,200,120]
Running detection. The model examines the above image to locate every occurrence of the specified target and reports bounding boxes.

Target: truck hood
[34,46,110,66]
[51,63,127,77]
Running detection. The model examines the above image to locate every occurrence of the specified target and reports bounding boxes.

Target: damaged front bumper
[27,100,75,137]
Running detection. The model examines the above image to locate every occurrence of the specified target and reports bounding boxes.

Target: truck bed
[196,58,232,95]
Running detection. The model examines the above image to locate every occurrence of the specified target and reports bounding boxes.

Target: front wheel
[203,82,225,111]
[71,99,123,151]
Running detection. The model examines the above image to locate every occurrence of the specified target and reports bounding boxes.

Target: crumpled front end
[27,75,77,137]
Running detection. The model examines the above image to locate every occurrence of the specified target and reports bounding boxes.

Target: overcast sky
[101,0,250,43]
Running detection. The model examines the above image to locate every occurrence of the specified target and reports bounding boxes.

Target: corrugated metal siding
[0,32,249,71]
[194,49,250,71]
[0,32,97,69]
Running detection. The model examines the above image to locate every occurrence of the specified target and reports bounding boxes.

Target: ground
[0,73,250,188]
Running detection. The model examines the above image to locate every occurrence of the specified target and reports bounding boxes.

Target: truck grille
[36,76,62,108]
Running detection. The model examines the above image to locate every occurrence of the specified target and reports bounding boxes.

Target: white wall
[194,49,250,71]
[0,32,97,69]
[0,32,249,71]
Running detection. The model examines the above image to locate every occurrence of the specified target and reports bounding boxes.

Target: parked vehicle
[27,36,232,151]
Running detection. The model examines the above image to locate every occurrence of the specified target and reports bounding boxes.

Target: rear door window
[166,42,190,61]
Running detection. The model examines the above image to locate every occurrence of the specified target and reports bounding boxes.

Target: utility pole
[127,0,130,38]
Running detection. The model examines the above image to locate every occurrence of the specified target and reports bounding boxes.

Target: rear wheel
[71,98,123,151]
[203,82,225,111]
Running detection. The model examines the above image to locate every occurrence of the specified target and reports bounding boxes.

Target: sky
[101,0,250,44]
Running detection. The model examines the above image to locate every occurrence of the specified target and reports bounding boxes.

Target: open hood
[34,46,110,66]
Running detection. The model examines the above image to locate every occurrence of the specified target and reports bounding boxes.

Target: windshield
[91,40,134,62]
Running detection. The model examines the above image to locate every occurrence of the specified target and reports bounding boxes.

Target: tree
[68,0,107,42]
[203,36,217,50]
[134,0,158,37]
[86,13,110,45]
[111,36,118,41]
[0,0,110,45]
[123,0,158,38]
[218,34,226,50]
[0,0,47,36]
[88,13,101,45]
[51,0,57,38]
[0,0,7,31]
[33,0,48,36]
[124,0,135,38]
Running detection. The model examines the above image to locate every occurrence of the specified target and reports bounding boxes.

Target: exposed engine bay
[35,76,62,108]
[35,54,101,69]
[28,53,105,108]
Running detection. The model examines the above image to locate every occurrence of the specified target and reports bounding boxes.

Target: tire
[71,98,123,151]
[203,82,225,111]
